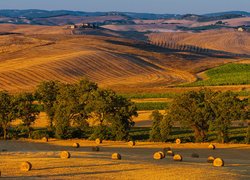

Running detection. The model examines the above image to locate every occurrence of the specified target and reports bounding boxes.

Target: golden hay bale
[128,141,135,147]
[112,153,121,160]
[72,143,80,148]
[158,151,165,158]
[153,152,163,160]
[20,161,32,172]
[213,158,224,167]
[95,138,102,144]
[191,153,199,158]
[60,151,71,159]
[207,156,215,163]
[176,139,181,144]
[92,146,100,152]
[173,154,183,161]
[208,144,215,150]
[42,137,48,142]
[166,150,174,156]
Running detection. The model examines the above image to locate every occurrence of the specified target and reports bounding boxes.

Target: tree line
[0,79,137,140]
[150,89,250,143]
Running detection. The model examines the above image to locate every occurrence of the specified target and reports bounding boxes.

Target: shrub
[89,126,113,140]
[30,129,52,139]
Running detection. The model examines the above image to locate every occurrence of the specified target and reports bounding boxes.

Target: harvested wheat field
[0,140,249,180]
[0,24,247,93]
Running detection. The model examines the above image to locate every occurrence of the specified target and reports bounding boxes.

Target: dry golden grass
[0,140,249,179]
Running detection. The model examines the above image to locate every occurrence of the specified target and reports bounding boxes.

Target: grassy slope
[188,63,250,86]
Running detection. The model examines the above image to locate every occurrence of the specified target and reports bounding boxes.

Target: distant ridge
[0,9,250,26]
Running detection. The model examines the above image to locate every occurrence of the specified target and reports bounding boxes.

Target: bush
[31,129,53,139]
[89,126,113,140]
[15,125,30,138]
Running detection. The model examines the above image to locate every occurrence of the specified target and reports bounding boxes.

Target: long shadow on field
[4,168,142,179]
[35,162,119,171]
[106,39,250,60]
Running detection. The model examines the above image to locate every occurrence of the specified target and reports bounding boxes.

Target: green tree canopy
[0,91,18,140]
[16,92,40,137]
[35,80,60,128]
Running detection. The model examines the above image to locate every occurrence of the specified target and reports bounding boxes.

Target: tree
[35,80,60,128]
[16,92,40,137]
[150,110,163,141]
[160,115,172,142]
[210,91,248,143]
[166,89,216,142]
[54,79,98,138]
[90,89,137,140]
[0,91,18,140]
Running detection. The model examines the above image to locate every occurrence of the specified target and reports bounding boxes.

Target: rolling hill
[0,24,249,93]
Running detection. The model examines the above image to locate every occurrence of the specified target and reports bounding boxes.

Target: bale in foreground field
[95,138,102,144]
[208,144,216,150]
[207,156,215,163]
[176,139,181,144]
[72,143,80,148]
[42,137,48,142]
[213,158,224,167]
[166,150,174,156]
[112,153,121,160]
[173,154,182,161]
[60,151,71,159]
[191,153,199,158]
[153,152,163,160]
[20,161,32,172]
[92,146,100,152]
[128,141,135,147]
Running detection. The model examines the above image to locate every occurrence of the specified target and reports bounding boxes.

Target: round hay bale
[208,144,215,150]
[72,143,80,148]
[112,153,121,160]
[153,152,163,160]
[42,137,48,142]
[207,156,215,163]
[128,141,135,147]
[176,139,181,144]
[173,154,182,161]
[92,146,100,152]
[158,151,165,158]
[213,158,224,167]
[60,151,71,159]
[191,153,199,158]
[20,161,32,172]
[95,138,102,144]
[166,150,174,156]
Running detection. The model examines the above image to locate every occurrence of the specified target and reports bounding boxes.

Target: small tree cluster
[0,91,40,140]
[164,89,248,143]
[150,110,172,142]
[35,79,138,140]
